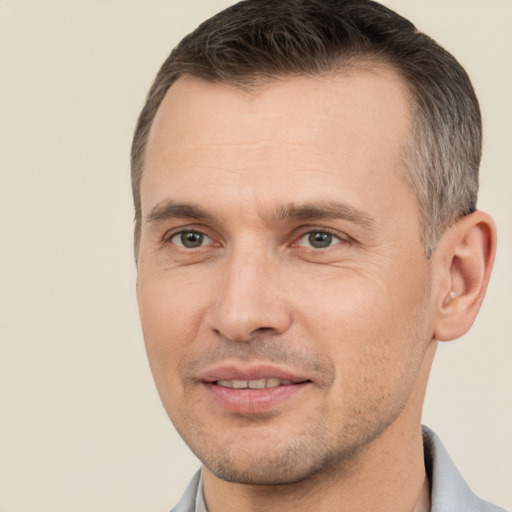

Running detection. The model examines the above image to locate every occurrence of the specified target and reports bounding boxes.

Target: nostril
[250,326,277,336]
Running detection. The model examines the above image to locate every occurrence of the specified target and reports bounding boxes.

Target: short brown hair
[131,0,481,257]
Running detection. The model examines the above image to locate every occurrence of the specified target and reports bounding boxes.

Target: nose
[206,245,293,342]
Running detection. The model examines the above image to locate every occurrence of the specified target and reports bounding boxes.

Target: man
[131,0,505,510]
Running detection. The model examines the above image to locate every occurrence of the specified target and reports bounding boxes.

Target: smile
[198,364,314,413]
[216,378,293,389]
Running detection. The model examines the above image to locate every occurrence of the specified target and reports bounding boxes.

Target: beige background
[0,1,510,511]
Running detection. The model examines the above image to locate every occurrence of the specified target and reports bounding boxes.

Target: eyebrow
[147,201,214,224]
[270,201,376,229]
[146,199,376,230]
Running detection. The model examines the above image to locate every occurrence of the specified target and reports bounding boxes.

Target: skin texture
[136,70,496,512]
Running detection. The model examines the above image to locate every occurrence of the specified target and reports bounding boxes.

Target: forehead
[148,67,412,150]
[142,69,416,228]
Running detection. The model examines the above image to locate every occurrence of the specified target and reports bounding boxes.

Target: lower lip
[203,382,311,414]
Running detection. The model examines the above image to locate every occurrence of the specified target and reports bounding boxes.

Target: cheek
[296,282,427,439]
[295,262,431,388]
[297,270,392,342]
[299,249,430,333]
[136,268,211,385]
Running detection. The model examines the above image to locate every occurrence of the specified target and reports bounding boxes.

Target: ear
[433,211,496,342]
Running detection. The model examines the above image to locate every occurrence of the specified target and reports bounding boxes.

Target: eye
[170,230,213,249]
[296,230,343,249]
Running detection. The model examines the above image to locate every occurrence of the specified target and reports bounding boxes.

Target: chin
[203,449,330,486]
[189,427,355,486]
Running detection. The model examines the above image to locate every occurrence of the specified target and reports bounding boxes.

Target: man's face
[137,70,436,485]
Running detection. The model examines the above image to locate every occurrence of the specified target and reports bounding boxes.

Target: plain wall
[0,1,510,511]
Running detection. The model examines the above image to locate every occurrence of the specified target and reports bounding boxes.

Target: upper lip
[200,363,311,383]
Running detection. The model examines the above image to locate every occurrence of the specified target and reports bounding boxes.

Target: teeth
[265,378,280,388]
[216,380,234,388]
[248,378,266,389]
[216,378,292,389]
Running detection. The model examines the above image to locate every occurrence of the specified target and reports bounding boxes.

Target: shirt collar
[195,472,208,512]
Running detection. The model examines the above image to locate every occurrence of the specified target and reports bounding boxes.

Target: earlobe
[433,211,496,342]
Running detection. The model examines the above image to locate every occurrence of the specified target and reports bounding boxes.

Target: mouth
[200,365,313,414]
[214,377,308,389]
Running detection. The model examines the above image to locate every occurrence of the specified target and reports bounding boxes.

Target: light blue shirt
[171,426,508,512]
